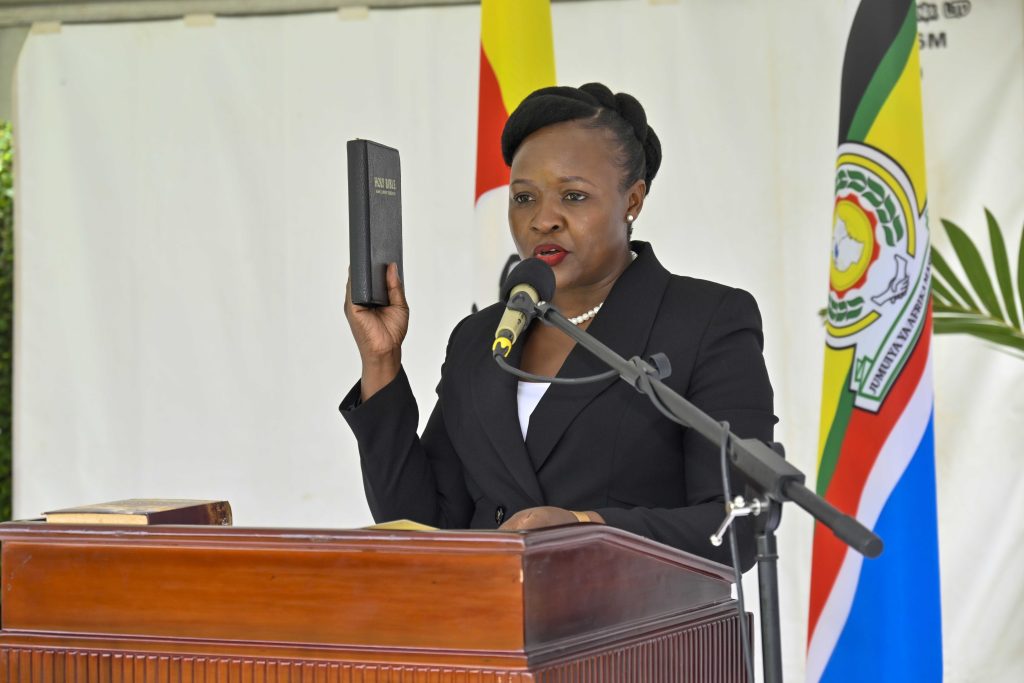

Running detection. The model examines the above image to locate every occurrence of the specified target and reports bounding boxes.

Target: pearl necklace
[568,303,603,325]
[563,251,636,326]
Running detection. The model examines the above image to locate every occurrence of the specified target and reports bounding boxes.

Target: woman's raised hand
[344,262,409,400]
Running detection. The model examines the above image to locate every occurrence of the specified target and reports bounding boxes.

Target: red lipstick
[533,243,569,267]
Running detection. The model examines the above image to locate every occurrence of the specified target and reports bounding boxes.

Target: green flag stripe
[837,0,913,143]
[816,366,857,496]
[846,3,917,142]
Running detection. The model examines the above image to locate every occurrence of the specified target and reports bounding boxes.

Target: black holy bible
[347,139,403,307]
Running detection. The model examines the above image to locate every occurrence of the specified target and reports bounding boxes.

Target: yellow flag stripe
[863,41,928,212]
[481,0,556,115]
[818,346,856,468]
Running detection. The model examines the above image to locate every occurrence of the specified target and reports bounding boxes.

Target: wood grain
[0,522,745,682]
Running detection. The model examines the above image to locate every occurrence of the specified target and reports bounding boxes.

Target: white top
[516,381,551,439]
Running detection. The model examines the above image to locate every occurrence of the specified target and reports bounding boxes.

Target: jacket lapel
[524,242,672,471]
[470,331,547,506]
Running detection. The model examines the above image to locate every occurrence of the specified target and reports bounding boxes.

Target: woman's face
[508,120,644,296]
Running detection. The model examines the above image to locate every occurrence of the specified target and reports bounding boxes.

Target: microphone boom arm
[525,299,882,683]
[532,301,879,553]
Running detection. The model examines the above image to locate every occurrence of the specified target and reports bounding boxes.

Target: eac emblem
[827,142,931,412]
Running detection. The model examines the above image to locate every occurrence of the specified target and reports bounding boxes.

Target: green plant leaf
[928,211,1024,360]
[932,298,966,314]
[931,246,979,312]
[930,277,958,308]
[1018,220,1024,330]
[941,218,1004,321]
[986,209,1020,328]
[933,314,1024,353]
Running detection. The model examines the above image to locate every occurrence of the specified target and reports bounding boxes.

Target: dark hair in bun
[501,83,662,195]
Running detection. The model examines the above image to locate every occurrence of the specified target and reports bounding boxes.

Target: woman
[341,83,775,569]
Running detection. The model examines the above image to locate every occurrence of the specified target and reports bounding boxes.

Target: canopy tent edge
[0,0,610,29]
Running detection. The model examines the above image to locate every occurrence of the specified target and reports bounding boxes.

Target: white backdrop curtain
[12,0,1023,680]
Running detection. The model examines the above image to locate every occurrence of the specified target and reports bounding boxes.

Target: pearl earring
[626,214,635,223]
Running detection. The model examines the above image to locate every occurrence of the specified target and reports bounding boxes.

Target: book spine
[347,140,373,304]
[147,501,233,526]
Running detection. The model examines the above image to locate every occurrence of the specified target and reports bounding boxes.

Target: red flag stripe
[475,47,510,203]
[807,303,934,637]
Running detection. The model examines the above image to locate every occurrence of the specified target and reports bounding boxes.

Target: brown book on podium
[44,499,232,526]
[0,521,745,682]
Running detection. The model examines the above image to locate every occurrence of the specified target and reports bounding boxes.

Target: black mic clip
[506,290,539,317]
[641,352,672,380]
[624,352,672,393]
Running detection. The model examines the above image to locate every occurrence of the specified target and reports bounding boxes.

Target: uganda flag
[473,0,556,306]
[807,1,942,681]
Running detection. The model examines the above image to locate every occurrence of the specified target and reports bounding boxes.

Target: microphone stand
[503,295,882,683]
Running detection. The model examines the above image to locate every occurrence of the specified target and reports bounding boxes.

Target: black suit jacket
[341,242,776,569]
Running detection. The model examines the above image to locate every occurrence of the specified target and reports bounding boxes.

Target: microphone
[492,258,556,357]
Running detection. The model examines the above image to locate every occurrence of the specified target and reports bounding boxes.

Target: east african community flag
[474,0,556,306]
[808,1,942,681]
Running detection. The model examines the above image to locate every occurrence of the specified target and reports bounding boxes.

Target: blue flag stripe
[821,410,943,682]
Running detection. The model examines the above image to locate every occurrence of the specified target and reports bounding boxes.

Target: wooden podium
[0,522,745,682]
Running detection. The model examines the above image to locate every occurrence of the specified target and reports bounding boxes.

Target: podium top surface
[0,521,732,579]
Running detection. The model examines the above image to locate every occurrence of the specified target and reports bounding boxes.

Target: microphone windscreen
[500,258,556,303]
